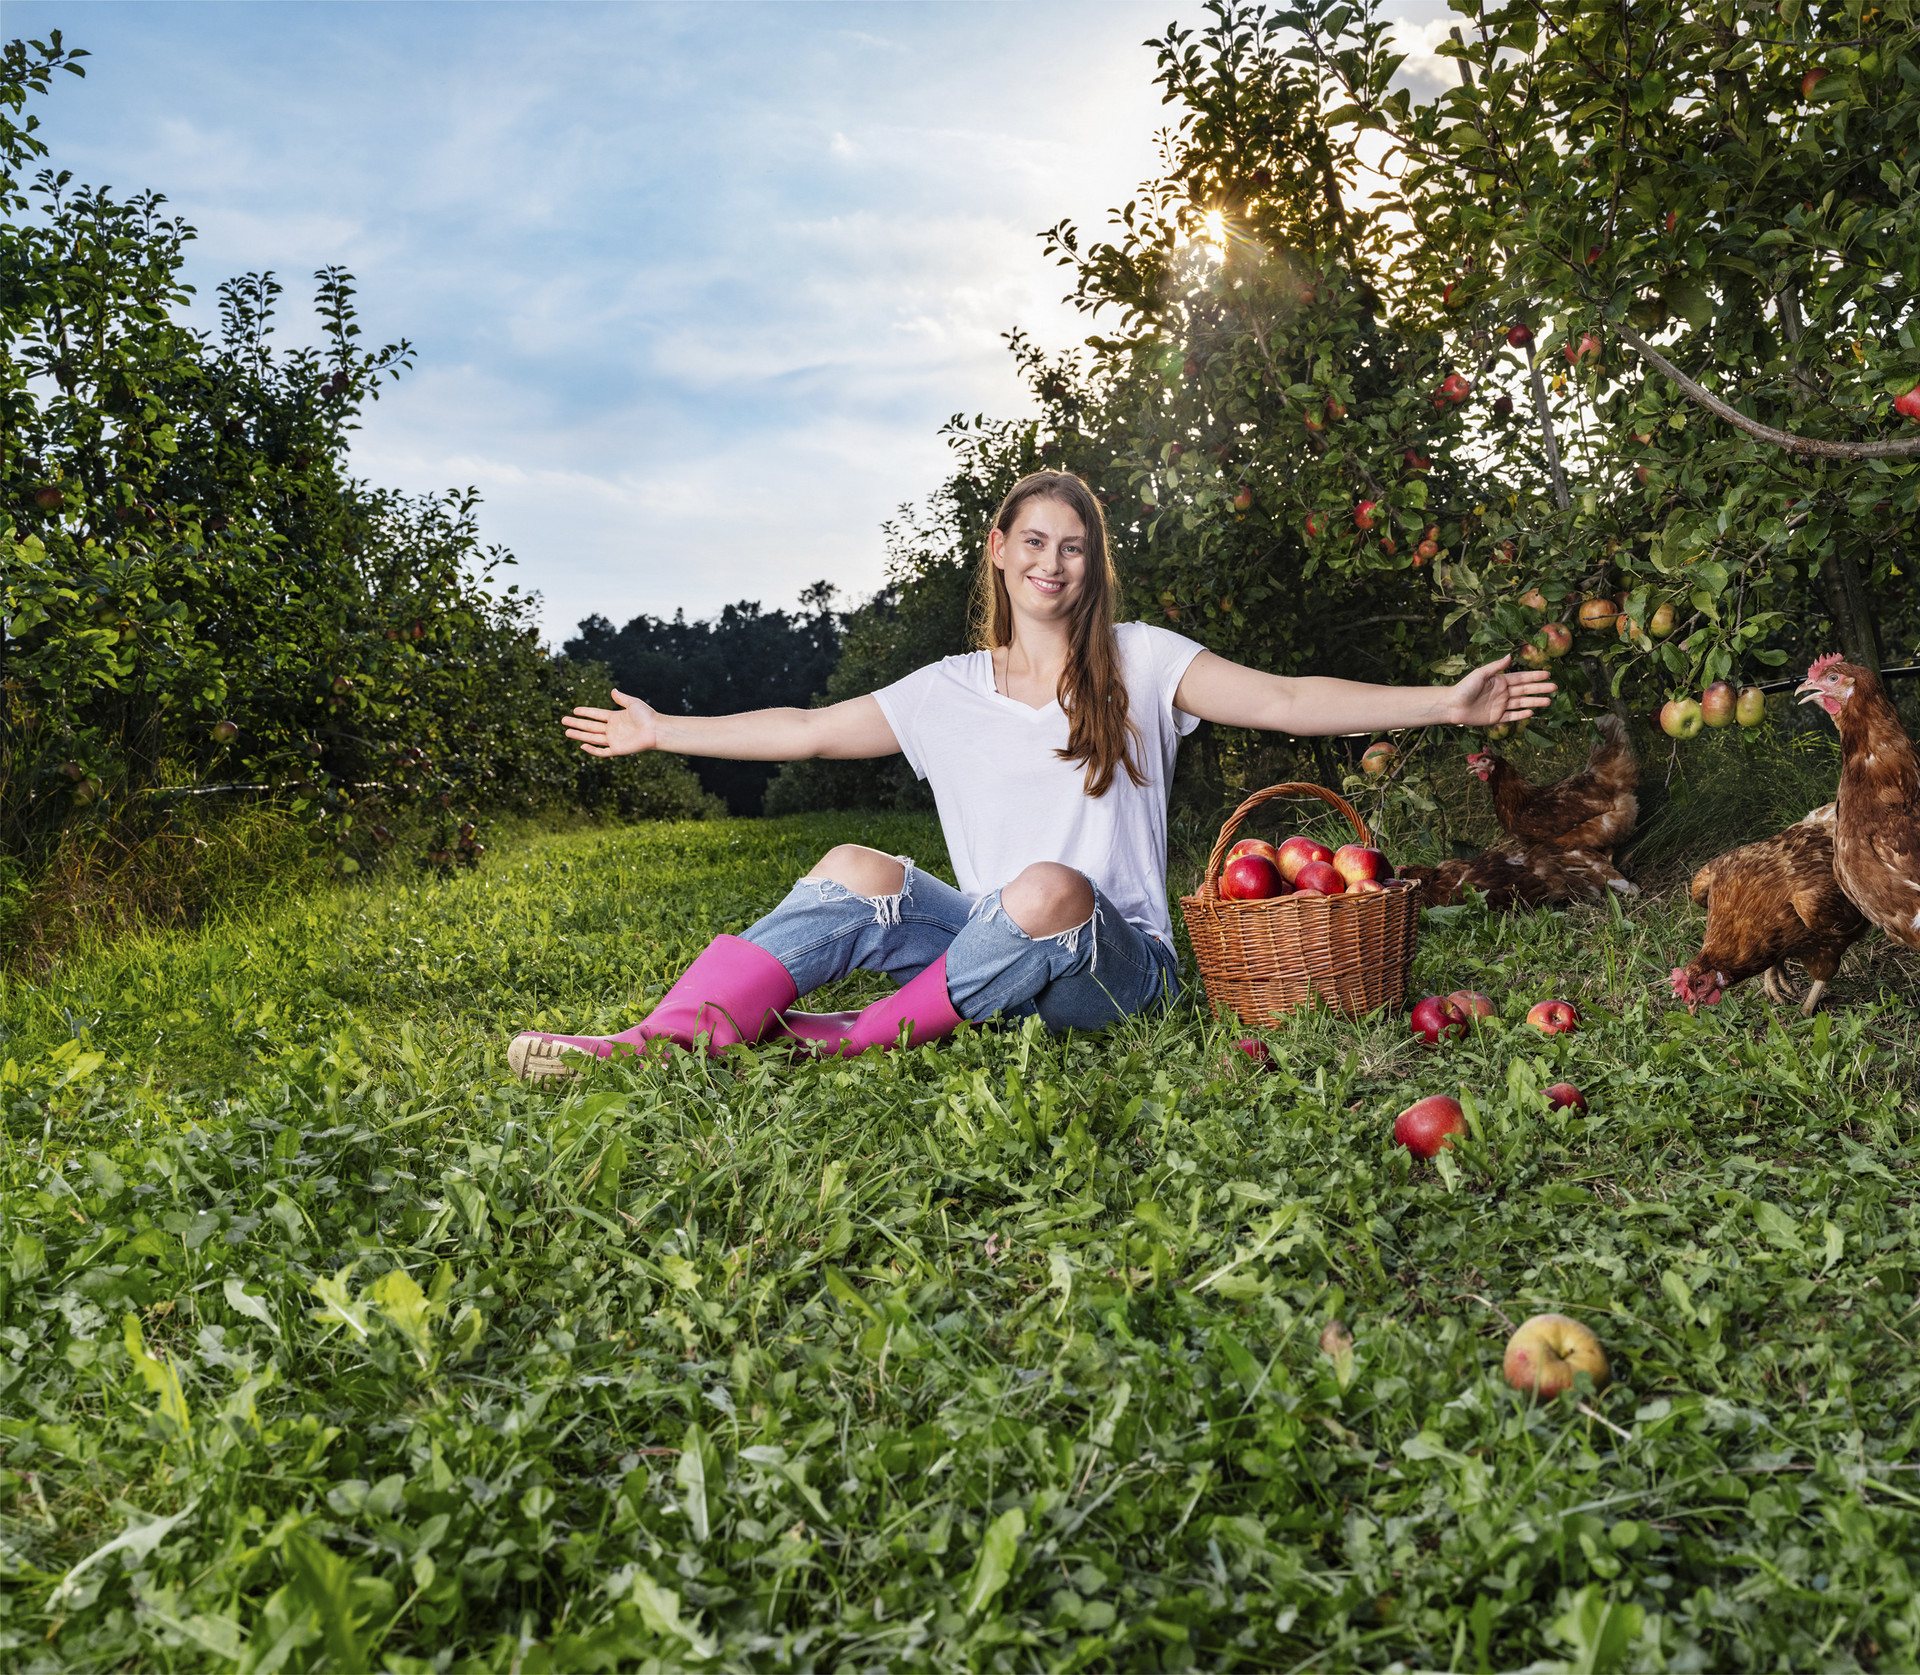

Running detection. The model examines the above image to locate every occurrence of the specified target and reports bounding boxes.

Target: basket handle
[1198,782,1373,901]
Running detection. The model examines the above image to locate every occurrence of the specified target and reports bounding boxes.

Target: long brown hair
[971,470,1145,798]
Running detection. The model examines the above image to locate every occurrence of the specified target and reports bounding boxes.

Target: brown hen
[1669,803,1868,1016]
[1400,842,1637,909]
[1465,713,1638,855]
[1798,656,1920,952]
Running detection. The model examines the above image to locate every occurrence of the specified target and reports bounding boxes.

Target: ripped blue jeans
[740,857,1180,1032]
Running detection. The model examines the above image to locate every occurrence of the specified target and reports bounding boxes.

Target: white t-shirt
[872,622,1206,943]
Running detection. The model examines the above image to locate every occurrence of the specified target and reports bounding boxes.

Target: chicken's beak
[1794,678,1825,706]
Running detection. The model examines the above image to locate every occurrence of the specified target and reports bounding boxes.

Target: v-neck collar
[977,649,1060,716]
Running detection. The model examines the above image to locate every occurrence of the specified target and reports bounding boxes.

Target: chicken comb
[1807,651,1844,682]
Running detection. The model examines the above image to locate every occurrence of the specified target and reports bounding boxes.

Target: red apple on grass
[1409,994,1469,1046]
[1332,844,1392,886]
[1447,990,1496,1021]
[1699,681,1736,728]
[1394,1095,1466,1158]
[1544,1081,1587,1111]
[1293,860,1346,897]
[1234,1038,1272,1068]
[1220,854,1286,901]
[1526,999,1581,1035]
[1660,696,1704,739]
[1276,836,1334,883]
[1503,1313,1609,1396]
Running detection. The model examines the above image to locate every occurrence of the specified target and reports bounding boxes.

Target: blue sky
[10,1,1457,644]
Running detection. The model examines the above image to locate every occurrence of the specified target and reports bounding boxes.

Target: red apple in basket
[1332,844,1392,886]
[1225,837,1281,870]
[1292,860,1346,896]
[1393,1095,1466,1159]
[1349,878,1388,894]
[1220,853,1286,901]
[1409,994,1469,1046]
[1276,836,1334,883]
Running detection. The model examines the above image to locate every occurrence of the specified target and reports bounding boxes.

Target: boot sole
[508,1035,590,1083]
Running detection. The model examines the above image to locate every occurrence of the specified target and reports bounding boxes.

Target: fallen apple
[1736,686,1765,727]
[1333,844,1392,886]
[1220,854,1286,901]
[1361,742,1396,775]
[1410,994,1469,1047]
[1699,681,1736,728]
[1544,1081,1587,1111]
[1233,1038,1272,1068]
[1525,999,1582,1035]
[1276,835,1334,883]
[1503,1313,1610,1396]
[1447,990,1497,1021]
[1292,860,1347,896]
[1393,1094,1466,1158]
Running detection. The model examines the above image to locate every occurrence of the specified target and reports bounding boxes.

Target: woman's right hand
[563,689,659,757]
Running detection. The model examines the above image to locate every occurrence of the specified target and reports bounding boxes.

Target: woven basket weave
[1180,782,1421,1025]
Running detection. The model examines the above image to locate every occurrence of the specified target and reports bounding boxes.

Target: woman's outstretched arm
[1174,650,1555,735]
[563,691,901,761]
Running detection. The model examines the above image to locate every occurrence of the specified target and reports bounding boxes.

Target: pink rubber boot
[508,935,798,1082]
[779,954,964,1057]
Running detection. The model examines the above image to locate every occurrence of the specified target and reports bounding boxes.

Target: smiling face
[988,496,1087,624]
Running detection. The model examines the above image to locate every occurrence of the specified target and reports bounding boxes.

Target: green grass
[4,810,1920,1673]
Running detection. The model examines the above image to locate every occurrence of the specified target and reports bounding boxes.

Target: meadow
[3,808,1920,1673]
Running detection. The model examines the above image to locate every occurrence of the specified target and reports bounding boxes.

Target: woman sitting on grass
[509,470,1553,1079]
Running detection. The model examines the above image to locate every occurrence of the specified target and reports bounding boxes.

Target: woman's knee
[999,863,1094,937]
[805,844,906,898]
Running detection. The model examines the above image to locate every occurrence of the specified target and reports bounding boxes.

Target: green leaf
[966,1506,1026,1615]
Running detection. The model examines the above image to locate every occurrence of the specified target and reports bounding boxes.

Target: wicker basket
[1180,782,1421,1025]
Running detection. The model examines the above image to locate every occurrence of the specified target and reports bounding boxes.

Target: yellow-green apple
[1276,836,1334,883]
[1736,686,1765,727]
[211,719,239,744]
[1503,1313,1609,1395]
[1544,1081,1586,1111]
[1361,742,1396,775]
[1699,681,1736,727]
[1332,844,1392,886]
[1526,998,1581,1035]
[1409,994,1468,1046]
[1293,860,1346,896]
[1220,853,1285,901]
[1393,1095,1465,1158]
[1648,602,1675,637]
[1660,696,1704,738]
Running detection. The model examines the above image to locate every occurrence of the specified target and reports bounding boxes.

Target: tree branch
[1614,322,1920,460]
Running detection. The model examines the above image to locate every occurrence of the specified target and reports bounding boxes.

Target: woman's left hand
[1451,655,1557,726]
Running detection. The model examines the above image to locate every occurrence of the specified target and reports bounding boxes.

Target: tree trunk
[1819,550,1881,672]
